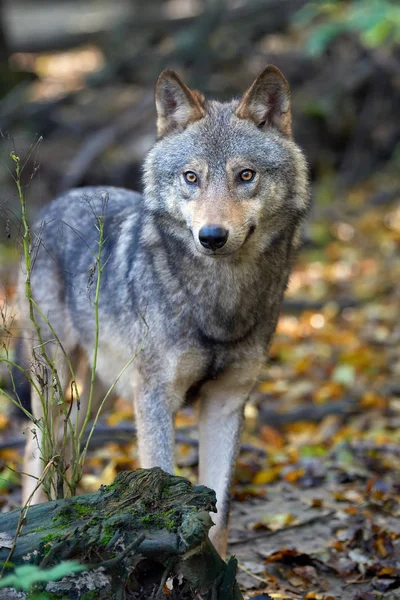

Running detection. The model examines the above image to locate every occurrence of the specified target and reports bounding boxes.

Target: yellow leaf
[260,513,296,531]
[360,391,387,409]
[0,448,20,463]
[253,468,281,485]
[313,382,343,404]
[0,414,9,430]
[260,425,285,448]
[107,407,133,426]
[284,468,305,483]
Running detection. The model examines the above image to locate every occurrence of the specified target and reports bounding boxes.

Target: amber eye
[184,171,198,184]
[239,169,256,182]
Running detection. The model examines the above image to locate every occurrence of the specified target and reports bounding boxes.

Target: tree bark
[0,468,243,599]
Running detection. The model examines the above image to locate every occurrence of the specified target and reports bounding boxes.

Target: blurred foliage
[0,562,84,598]
[294,0,400,55]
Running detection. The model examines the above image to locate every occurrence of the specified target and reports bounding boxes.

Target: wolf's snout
[199,225,229,250]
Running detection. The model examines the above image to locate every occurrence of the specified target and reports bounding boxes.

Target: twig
[0,459,38,481]
[0,456,59,577]
[347,442,400,458]
[98,533,145,570]
[229,511,336,546]
[0,421,265,457]
[156,557,176,599]
[257,396,358,427]
[237,563,269,586]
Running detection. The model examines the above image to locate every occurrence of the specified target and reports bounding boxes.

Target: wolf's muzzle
[199,225,229,250]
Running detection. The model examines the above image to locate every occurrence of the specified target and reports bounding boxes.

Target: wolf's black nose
[199,225,229,250]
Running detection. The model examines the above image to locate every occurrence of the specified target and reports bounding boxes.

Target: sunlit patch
[244,403,258,419]
[0,414,9,430]
[166,0,201,19]
[63,375,85,403]
[384,206,400,232]
[9,45,105,101]
[334,222,355,241]
[287,272,302,294]
[310,313,325,329]
[276,315,299,336]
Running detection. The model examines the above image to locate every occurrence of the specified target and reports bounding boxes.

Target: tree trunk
[0,468,243,599]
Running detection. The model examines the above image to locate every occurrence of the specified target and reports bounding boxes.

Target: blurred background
[0,0,399,216]
[0,2,399,597]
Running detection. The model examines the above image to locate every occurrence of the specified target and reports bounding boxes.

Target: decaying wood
[0,467,243,599]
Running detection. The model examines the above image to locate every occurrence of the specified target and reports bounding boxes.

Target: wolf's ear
[155,70,205,138]
[236,65,291,137]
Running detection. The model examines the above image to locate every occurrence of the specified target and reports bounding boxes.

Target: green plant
[0,561,84,596]
[293,0,400,55]
[0,147,146,503]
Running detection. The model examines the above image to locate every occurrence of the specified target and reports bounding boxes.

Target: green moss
[27,593,62,599]
[139,508,177,532]
[141,515,151,525]
[52,507,75,528]
[43,533,63,543]
[31,525,48,533]
[40,532,66,559]
[80,592,97,600]
[74,503,93,516]
[51,501,93,528]
[102,481,118,492]
[100,524,114,547]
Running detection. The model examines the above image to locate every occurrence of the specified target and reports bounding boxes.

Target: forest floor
[0,173,399,600]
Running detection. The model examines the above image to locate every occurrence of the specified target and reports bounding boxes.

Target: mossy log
[0,468,243,599]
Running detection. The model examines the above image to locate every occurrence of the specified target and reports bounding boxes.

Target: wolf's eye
[239,169,256,182]
[184,171,198,184]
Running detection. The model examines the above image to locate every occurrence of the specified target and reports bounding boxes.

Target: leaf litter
[230,179,400,599]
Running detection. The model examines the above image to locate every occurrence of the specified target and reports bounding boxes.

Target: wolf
[18,65,310,557]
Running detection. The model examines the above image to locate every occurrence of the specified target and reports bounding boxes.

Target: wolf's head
[143,66,309,258]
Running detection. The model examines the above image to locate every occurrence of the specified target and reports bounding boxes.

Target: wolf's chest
[179,263,288,345]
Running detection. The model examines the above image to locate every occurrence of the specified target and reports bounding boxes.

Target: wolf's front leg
[198,363,260,558]
[133,383,175,474]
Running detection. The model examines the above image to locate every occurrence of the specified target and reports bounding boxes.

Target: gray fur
[19,67,310,556]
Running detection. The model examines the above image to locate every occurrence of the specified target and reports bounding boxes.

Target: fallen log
[0,467,243,599]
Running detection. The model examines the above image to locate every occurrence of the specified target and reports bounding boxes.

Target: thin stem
[80,321,148,470]
[70,205,106,492]
[10,151,66,498]
[0,455,59,578]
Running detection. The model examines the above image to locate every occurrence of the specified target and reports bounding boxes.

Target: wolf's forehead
[155,101,290,172]
[187,103,288,166]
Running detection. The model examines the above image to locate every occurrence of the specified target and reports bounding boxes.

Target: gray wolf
[18,66,310,557]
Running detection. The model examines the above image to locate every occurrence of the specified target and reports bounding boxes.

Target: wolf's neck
[188,253,288,343]
[147,212,289,342]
